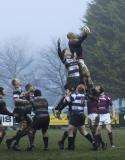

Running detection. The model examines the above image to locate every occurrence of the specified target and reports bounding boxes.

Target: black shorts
[69,114,85,127]
[33,115,50,133]
[65,77,80,91]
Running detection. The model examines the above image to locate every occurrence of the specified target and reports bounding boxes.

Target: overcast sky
[0,0,90,48]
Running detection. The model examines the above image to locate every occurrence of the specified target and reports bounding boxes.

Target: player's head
[0,87,5,96]
[67,32,77,39]
[11,79,21,88]
[76,84,86,94]
[95,85,104,94]
[62,49,72,57]
[34,89,42,97]
[25,83,34,92]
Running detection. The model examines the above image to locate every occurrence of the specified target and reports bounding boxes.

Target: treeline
[82,0,125,98]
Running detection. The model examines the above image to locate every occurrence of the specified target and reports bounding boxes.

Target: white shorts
[88,113,99,126]
[98,113,111,125]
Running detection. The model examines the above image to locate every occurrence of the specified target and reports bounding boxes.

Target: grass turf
[0,128,125,160]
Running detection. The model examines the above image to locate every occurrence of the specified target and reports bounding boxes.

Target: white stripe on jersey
[68,73,80,77]
[13,94,19,98]
[65,58,80,77]
[72,106,84,110]
[68,65,79,71]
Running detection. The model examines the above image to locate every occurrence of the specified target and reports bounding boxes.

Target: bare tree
[38,40,67,98]
[0,40,34,91]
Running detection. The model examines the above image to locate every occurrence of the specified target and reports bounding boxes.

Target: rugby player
[87,88,106,149]
[60,84,95,150]
[27,89,50,151]
[0,87,13,144]
[67,26,93,91]
[54,39,81,114]
[6,79,32,151]
[94,85,115,149]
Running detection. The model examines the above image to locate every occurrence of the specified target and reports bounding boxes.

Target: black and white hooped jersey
[63,56,80,78]
[13,87,24,99]
[66,93,86,115]
[13,87,26,107]
[32,96,49,116]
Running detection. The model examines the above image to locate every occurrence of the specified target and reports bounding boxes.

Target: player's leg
[42,116,50,150]
[26,129,36,151]
[58,130,68,149]
[12,120,28,151]
[0,126,6,144]
[104,113,115,148]
[78,59,93,91]
[68,124,75,150]
[78,125,95,146]
[89,114,105,149]
[106,124,115,148]
[94,125,102,149]
[88,114,97,138]
[58,128,77,150]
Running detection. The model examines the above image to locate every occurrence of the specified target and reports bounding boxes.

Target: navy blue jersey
[66,93,86,115]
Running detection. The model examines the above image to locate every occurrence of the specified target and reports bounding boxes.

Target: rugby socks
[84,133,93,144]
[43,137,48,149]
[0,137,2,144]
[61,131,68,143]
[56,97,69,111]
[94,134,101,146]
[28,131,35,147]
[91,126,96,138]
[108,132,113,146]
[68,137,75,150]
[99,134,105,145]
[73,132,77,142]
[60,131,76,143]
[6,130,21,144]
[13,130,22,146]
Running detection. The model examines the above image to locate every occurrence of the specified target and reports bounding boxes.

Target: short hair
[34,89,42,97]
[96,85,104,94]
[11,79,21,86]
[99,86,104,94]
[25,83,34,92]
[67,32,77,39]
[76,84,85,94]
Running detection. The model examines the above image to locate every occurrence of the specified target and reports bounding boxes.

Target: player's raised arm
[57,38,64,63]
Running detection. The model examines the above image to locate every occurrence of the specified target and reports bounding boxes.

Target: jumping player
[54,39,81,114]
[67,26,93,91]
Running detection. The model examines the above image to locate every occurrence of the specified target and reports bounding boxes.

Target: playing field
[0,128,125,160]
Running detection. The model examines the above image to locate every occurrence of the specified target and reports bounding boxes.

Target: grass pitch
[0,128,125,160]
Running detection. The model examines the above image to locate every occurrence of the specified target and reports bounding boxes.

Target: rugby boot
[58,141,64,150]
